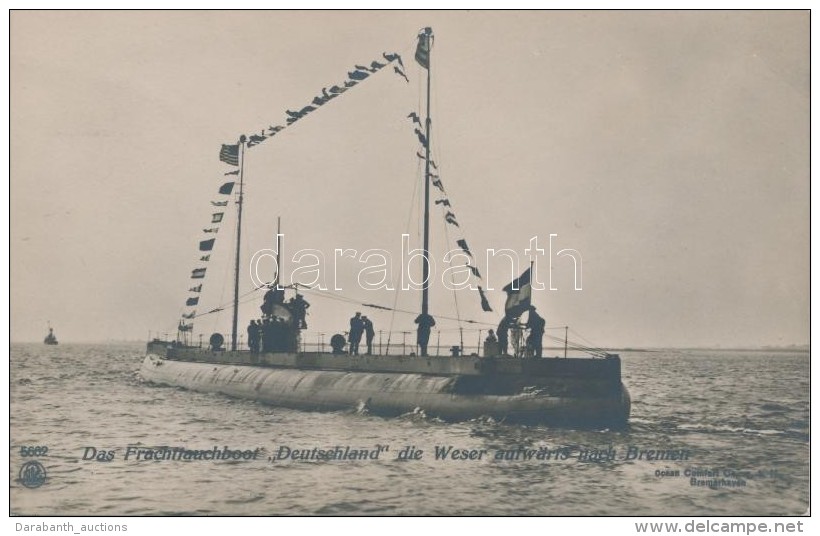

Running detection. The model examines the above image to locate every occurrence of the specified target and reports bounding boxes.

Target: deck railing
[162,326,594,358]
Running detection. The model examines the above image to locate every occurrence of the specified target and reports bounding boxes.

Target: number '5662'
[20,446,48,457]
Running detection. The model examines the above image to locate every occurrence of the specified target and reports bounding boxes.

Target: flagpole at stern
[231,135,247,351]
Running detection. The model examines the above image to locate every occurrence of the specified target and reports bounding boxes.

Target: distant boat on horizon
[43,324,58,345]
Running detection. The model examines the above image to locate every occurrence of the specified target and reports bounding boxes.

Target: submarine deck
[147,340,623,391]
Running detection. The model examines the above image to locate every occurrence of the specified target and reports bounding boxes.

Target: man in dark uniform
[526,306,545,358]
[261,290,274,317]
[272,286,285,304]
[261,285,286,318]
[260,318,273,353]
[497,315,511,356]
[247,320,259,353]
[288,294,310,329]
[362,316,375,355]
[349,312,364,355]
[414,312,436,357]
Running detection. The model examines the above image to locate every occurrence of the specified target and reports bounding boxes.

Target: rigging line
[560,340,606,356]
[542,334,608,357]
[186,296,251,321]
[569,327,608,353]
[491,320,607,357]
[543,331,599,351]
[298,286,495,327]
[299,287,367,307]
[212,191,238,335]
[387,145,423,350]
[185,286,264,321]
[189,283,308,328]
[559,328,607,353]
[427,326,492,334]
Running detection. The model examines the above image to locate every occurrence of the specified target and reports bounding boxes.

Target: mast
[231,135,247,351]
[275,216,281,287]
[420,27,433,317]
[564,326,569,358]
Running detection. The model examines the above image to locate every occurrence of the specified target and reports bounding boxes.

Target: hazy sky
[10,11,809,348]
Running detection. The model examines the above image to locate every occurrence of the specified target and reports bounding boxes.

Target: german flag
[502,268,532,318]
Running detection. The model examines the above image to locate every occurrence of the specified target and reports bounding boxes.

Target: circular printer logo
[19,461,47,488]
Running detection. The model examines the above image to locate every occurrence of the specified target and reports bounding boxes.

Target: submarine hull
[140,352,630,426]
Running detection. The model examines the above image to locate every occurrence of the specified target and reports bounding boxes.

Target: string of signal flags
[179,51,410,330]
[180,31,492,331]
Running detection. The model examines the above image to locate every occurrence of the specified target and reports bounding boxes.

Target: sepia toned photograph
[9,10,809,517]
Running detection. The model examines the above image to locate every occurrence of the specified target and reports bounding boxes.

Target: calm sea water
[9,343,809,516]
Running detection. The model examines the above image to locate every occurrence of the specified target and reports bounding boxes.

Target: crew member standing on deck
[261,288,274,317]
[526,306,545,358]
[288,294,310,329]
[414,313,436,357]
[497,315,511,356]
[260,318,273,353]
[247,320,258,353]
[349,312,364,355]
[261,285,284,317]
[484,329,499,357]
[362,316,375,355]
